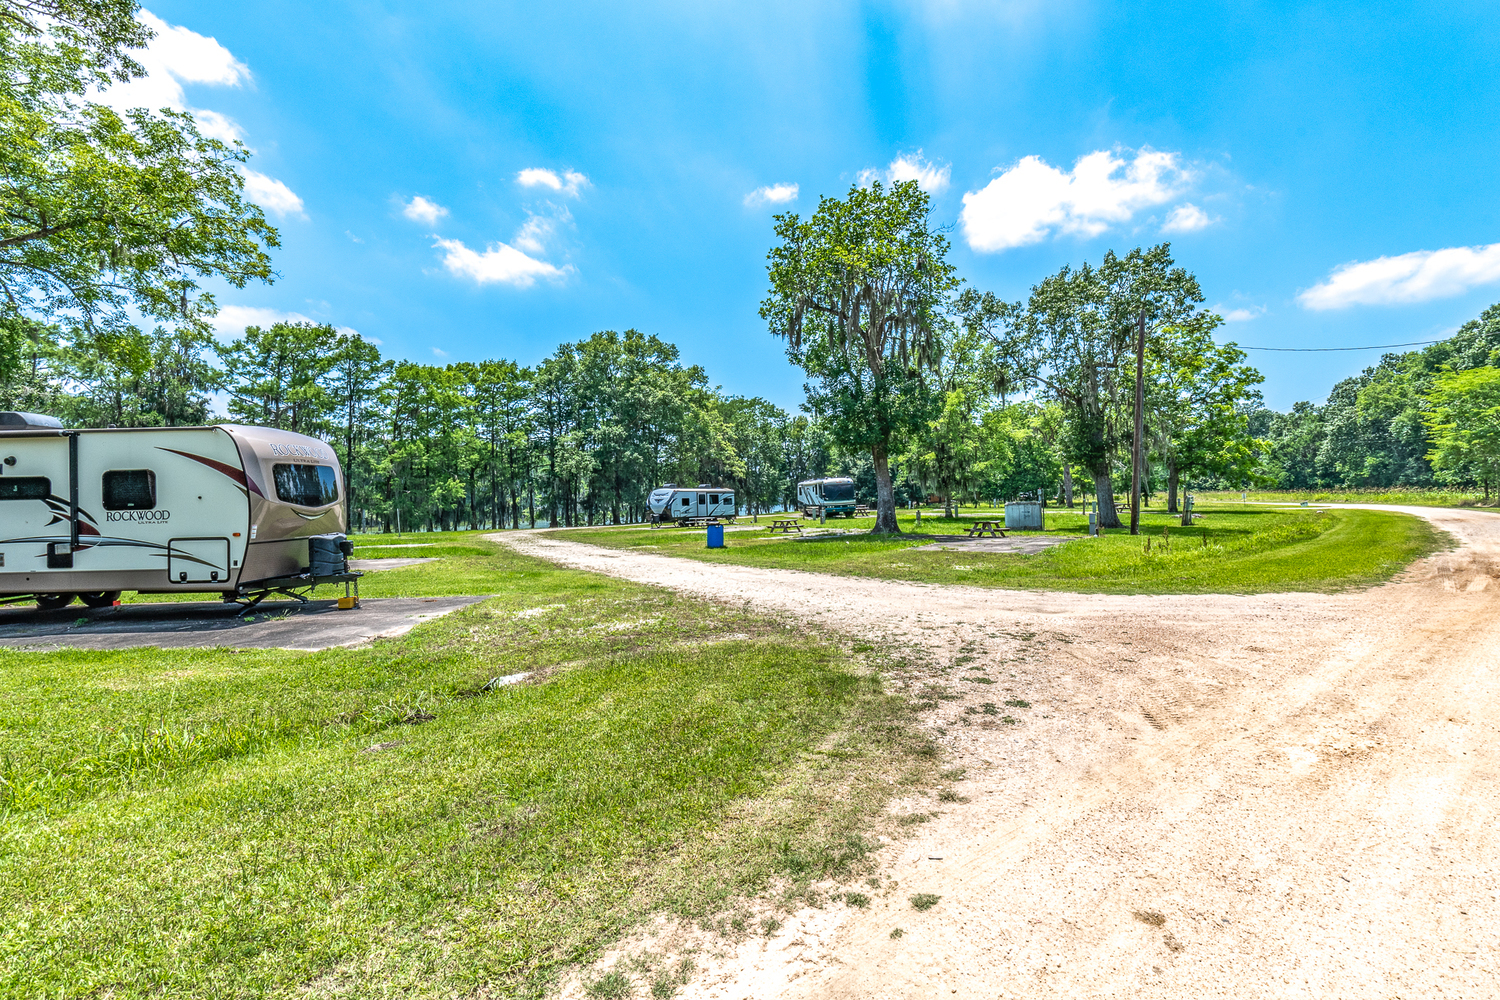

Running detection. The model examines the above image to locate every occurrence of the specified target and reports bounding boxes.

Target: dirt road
[496,506,1499,999]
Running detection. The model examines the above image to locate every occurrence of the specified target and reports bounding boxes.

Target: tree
[1,0,277,337]
[962,264,1126,526]
[327,333,391,527]
[963,245,1207,530]
[903,325,993,517]
[762,180,958,533]
[217,322,339,433]
[1148,322,1265,520]
[1424,366,1500,500]
[0,312,61,411]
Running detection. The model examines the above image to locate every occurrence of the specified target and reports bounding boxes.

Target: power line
[1236,340,1442,352]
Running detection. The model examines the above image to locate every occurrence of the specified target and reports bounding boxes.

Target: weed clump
[585,971,633,999]
[910,893,941,911]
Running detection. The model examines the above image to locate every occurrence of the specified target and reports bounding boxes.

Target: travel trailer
[646,484,736,523]
[0,412,356,610]
[796,477,858,517]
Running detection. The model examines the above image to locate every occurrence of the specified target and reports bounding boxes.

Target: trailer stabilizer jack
[232,571,362,616]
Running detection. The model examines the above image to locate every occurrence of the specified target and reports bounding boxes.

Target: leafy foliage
[0,0,277,337]
[763,180,959,532]
[1253,302,1500,493]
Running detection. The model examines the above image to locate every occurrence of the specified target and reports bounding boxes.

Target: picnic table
[964,520,1007,538]
[766,519,803,534]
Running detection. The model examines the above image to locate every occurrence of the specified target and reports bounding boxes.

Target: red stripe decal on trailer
[156,448,265,497]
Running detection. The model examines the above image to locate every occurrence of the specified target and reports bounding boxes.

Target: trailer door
[168,537,231,584]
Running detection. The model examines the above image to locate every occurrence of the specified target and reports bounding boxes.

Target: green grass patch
[1199,487,1497,508]
[0,542,930,998]
[553,504,1449,595]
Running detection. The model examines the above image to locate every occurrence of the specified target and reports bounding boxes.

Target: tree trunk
[872,442,900,533]
[1062,463,1074,507]
[1167,460,1180,514]
[1130,312,1146,536]
[1093,466,1122,528]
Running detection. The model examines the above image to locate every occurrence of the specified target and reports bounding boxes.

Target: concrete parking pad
[0,595,491,651]
[912,534,1080,554]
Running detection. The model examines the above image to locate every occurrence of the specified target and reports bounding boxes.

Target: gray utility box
[1004,501,1044,530]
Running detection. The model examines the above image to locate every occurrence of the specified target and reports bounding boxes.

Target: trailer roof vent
[0,411,63,429]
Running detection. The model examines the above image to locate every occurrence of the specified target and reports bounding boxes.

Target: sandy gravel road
[495,506,1500,999]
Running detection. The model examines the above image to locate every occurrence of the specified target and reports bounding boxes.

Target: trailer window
[709,494,719,504]
[102,469,156,510]
[0,477,49,500]
[273,464,339,506]
[679,497,690,507]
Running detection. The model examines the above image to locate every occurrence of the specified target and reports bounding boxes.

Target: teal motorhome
[796,477,857,517]
[647,484,736,523]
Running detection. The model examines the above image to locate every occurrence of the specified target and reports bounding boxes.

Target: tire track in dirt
[492,506,1500,999]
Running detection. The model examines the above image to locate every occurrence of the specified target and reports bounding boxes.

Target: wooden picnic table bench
[965,520,1007,538]
[767,519,803,533]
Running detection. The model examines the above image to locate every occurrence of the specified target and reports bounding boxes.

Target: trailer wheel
[78,591,121,609]
[35,593,73,610]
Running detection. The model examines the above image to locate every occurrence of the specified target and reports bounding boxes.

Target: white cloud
[211,305,313,338]
[433,237,570,288]
[744,183,799,207]
[431,347,449,358]
[1162,202,1214,234]
[516,168,589,197]
[512,213,556,254]
[346,231,363,243]
[859,151,951,193]
[402,195,449,224]
[1214,304,1264,322]
[213,306,364,341]
[189,109,245,144]
[239,167,305,218]
[960,148,1192,252]
[1299,243,1500,310]
[98,10,251,140]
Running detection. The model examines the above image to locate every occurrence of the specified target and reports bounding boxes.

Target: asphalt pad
[0,596,491,651]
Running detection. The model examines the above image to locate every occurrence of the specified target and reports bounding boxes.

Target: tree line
[1251,304,1500,497]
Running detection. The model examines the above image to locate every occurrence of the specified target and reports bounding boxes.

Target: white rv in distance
[0,412,355,610]
[796,477,858,518]
[646,484,736,523]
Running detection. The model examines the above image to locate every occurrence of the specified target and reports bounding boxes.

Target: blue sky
[127,1,1500,411]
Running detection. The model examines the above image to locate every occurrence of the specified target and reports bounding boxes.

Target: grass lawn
[1,537,930,999]
[551,504,1450,595]
[1197,487,1498,508]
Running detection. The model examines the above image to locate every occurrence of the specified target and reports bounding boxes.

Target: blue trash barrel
[706,523,725,548]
